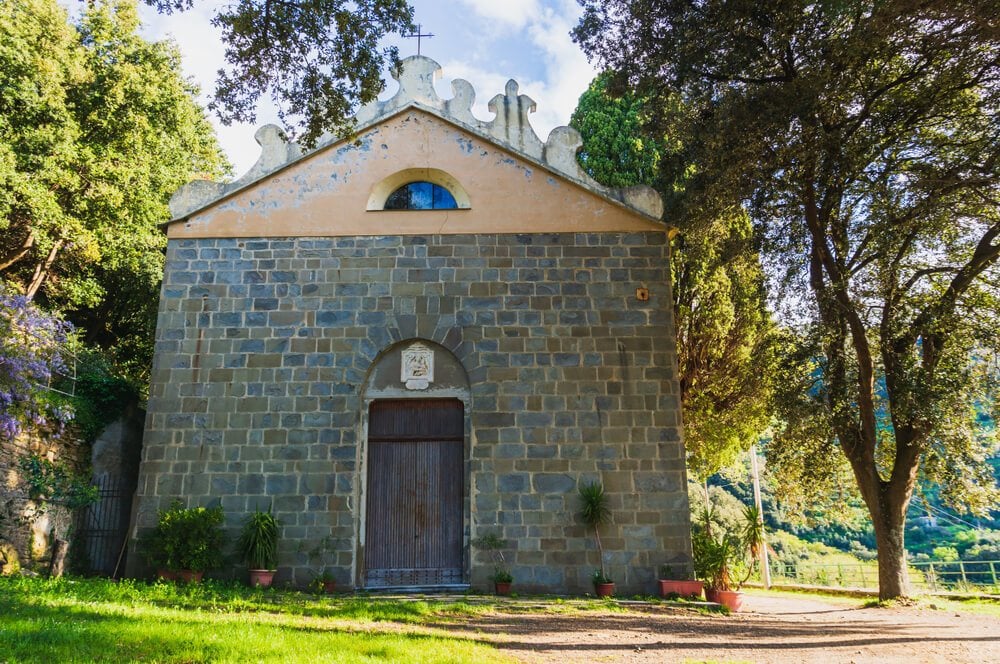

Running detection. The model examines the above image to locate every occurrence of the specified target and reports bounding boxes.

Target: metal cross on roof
[403,23,434,56]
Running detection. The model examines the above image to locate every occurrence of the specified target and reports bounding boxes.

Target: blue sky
[64,0,600,176]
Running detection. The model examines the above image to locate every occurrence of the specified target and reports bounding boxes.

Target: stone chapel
[126,56,693,594]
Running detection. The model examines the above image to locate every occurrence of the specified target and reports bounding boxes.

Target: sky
[64,0,601,176]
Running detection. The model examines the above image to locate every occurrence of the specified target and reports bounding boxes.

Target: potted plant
[578,481,614,597]
[143,500,225,582]
[591,569,615,597]
[238,506,279,588]
[311,569,337,594]
[492,568,514,595]
[472,532,514,595]
[692,504,764,611]
[657,564,704,600]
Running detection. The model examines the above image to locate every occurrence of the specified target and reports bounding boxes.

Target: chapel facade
[126,57,693,593]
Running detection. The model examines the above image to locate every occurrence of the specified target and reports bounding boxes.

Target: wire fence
[767,559,1000,594]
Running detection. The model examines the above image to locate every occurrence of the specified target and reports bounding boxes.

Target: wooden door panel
[365,399,464,587]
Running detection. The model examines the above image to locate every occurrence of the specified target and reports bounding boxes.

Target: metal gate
[364,399,464,588]
[76,474,133,576]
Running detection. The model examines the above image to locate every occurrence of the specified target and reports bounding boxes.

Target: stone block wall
[129,231,692,594]
[0,428,88,571]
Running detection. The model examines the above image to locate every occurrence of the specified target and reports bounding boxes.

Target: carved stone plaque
[401,342,434,390]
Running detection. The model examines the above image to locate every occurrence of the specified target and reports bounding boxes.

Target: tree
[570,73,777,479]
[1,0,228,382]
[140,0,415,145]
[570,73,664,189]
[574,0,1000,599]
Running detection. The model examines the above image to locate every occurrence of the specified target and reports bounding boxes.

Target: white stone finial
[168,179,226,219]
[390,55,443,106]
[486,80,544,159]
[355,55,445,125]
[622,186,665,219]
[445,79,477,126]
[544,126,588,181]
[242,125,301,182]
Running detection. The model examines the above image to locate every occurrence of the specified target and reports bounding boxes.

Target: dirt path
[449,593,1000,663]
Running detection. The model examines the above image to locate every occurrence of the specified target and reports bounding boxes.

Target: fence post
[927,563,936,592]
[991,561,998,587]
[960,560,968,585]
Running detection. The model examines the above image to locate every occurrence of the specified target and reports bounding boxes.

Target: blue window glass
[383,181,457,210]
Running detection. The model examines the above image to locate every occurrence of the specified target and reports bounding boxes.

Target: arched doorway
[359,340,471,589]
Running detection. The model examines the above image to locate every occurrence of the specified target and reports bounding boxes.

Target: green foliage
[143,0,415,146]
[17,453,98,510]
[69,346,140,442]
[578,482,611,529]
[674,212,778,479]
[0,0,228,387]
[143,500,225,572]
[591,569,612,586]
[691,498,758,592]
[571,73,778,479]
[578,481,612,581]
[931,546,960,563]
[472,531,512,583]
[575,0,1000,598]
[569,72,664,188]
[238,506,279,570]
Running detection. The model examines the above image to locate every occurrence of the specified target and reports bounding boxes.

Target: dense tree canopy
[575,0,1000,599]
[570,74,777,480]
[140,0,415,145]
[1,0,228,380]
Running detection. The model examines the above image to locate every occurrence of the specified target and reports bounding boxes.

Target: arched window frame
[366,168,471,211]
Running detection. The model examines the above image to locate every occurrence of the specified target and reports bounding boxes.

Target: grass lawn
[0,576,514,663]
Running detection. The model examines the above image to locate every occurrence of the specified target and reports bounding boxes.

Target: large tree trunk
[852,464,915,600]
[871,501,910,600]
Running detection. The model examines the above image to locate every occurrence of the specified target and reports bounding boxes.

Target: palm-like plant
[692,501,762,591]
[578,481,612,583]
[239,506,279,570]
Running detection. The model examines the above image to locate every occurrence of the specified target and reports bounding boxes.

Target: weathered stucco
[168,110,664,240]
[167,56,665,228]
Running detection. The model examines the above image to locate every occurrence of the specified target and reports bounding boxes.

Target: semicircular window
[383,181,458,210]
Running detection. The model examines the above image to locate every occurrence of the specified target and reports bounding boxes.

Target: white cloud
[523,0,598,134]
[440,1,596,141]
[456,0,542,30]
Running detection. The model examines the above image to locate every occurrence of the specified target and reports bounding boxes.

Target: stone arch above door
[362,338,471,401]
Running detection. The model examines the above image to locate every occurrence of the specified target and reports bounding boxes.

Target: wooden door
[364,399,464,588]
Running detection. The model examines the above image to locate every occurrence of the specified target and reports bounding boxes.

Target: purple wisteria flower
[0,284,75,440]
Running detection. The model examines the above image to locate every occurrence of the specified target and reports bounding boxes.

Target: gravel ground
[447,592,1000,663]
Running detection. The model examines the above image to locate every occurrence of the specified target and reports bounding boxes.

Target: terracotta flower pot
[706,589,743,611]
[156,568,176,581]
[657,579,704,599]
[322,580,336,594]
[175,570,204,583]
[594,582,616,598]
[494,582,512,596]
[248,569,276,588]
